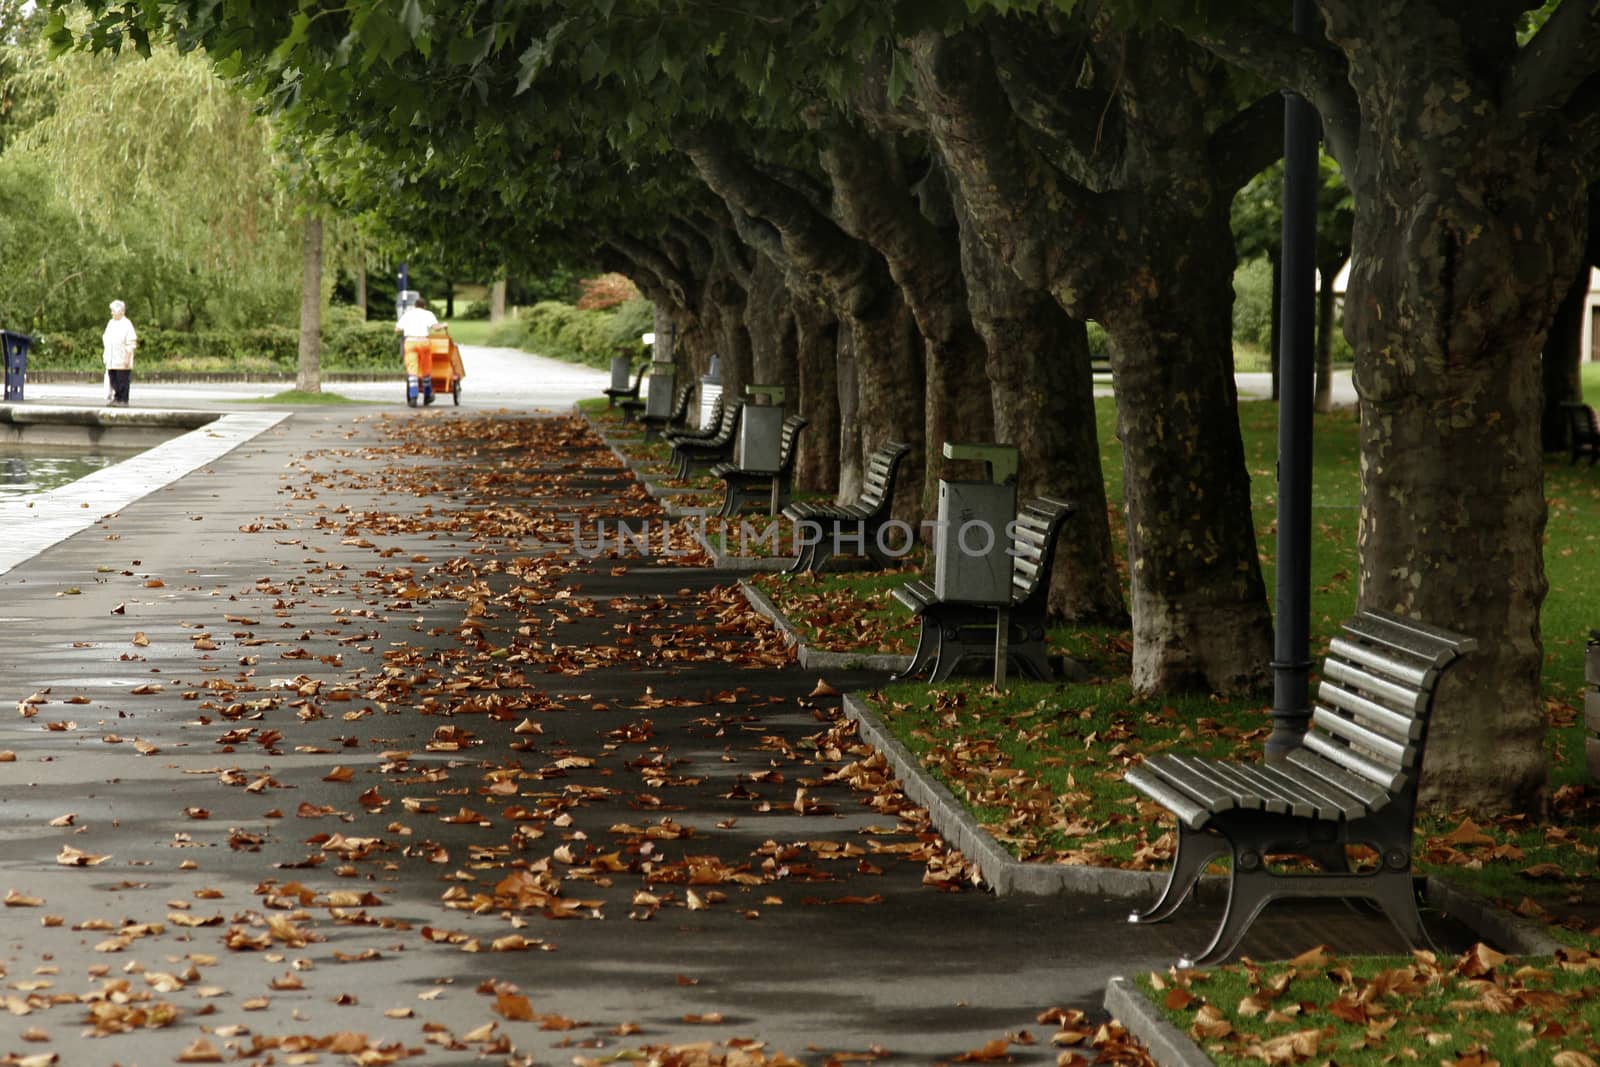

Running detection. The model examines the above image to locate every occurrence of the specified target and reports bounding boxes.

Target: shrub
[1086,320,1109,360]
[575,273,641,311]
[1232,256,1275,351]
[28,319,399,373]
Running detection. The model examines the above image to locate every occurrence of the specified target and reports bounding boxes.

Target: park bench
[663,392,725,447]
[1124,608,1477,967]
[890,496,1072,683]
[782,441,912,574]
[1090,353,1112,377]
[638,383,696,442]
[711,414,808,516]
[1561,402,1599,465]
[604,362,647,409]
[669,401,741,479]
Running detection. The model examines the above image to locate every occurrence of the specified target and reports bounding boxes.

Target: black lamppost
[1266,0,1319,759]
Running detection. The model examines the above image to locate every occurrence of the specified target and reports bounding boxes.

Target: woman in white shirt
[102,300,138,407]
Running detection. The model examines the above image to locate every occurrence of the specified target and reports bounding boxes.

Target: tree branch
[1184,11,1358,166]
[983,15,1123,190]
[1209,92,1286,195]
[1505,0,1600,116]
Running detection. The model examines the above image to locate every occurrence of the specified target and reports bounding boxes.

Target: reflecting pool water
[0,449,147,496]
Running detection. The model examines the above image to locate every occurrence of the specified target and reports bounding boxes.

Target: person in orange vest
[395,296,439,405]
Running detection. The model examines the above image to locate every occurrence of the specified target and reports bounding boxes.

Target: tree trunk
[1314,258,1338,414]
[1330,8,1586,813]
[296,215,323,395]
[793,293,841,494]
[834,324,863,502]
[354,260,367,320]
[1542,266,1588,451]
[744,252,798,392]
[817,123,993,516]
[445,282,455,319]
[680,132,924,515]
[911,25,1274,695]
[490,277,508,323]
[956,198,1127,625]
[1098,218,1272,695]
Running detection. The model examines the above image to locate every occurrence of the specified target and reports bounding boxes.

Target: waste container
[933,442,1020,604]
[698,353,723,428]
[2,330,33,402]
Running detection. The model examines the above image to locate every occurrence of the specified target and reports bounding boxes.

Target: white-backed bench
[1124,608,1476,967]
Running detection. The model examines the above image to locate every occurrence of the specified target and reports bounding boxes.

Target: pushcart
[406,325,464,406]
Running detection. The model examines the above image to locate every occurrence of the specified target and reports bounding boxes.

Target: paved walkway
[0,350,1414,1064]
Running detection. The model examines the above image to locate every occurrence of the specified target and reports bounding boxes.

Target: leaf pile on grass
[1145,942,1600,1066]
[863,678,1271,866]
[750,571,924,655]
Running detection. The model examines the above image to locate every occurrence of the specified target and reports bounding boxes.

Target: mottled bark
[679,130,924,516]
[1322,5,1587,813]
[911,21,1275,694]
[743,252,799,393]
[816,120,993,514]
[1314,260,1338,413]
[957,193,1127,625]
[1100,225,1269,693]
[793,293,841,493]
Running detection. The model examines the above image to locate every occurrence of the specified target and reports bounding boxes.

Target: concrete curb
[842,692,1163,899]
[1422,874,1564,957]
[690,531,794,573]
[1104,978,1214,1067]
[0,407,290,577]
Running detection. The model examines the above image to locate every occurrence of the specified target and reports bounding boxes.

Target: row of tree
[42,0,1600,817]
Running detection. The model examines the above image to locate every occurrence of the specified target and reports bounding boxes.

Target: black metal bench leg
[928,625,971,683]
[1182,861,1278,968]
[1011,642,1053,681]
[893,616,941,681]
[1130,824,1226,926]
[718,487,737,517]
[1368,869,1436,954]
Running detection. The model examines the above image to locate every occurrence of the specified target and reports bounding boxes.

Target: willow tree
[13,40,301,328]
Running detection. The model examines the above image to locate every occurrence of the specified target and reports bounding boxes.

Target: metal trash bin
[933,442,1020,604]
[737,384,786,470]
[2,330,33,402]
[698,353,723,428]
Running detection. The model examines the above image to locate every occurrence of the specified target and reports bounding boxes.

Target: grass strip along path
[0,407,1173,1066]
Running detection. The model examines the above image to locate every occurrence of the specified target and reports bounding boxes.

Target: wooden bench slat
[1124,766,1213,830]
[1341,609,1478,665]
[1238,760,1358,820]
[1265,763,1366,822]
[1316,680,1424,741]
[1164,755,1287,814]
[1301,730,1406,794]
[1310,704,1411,767]
[1327,636,1433,689]
[1282,749,1390,814]
[1321,657,1427,714]
[1180,756,1325,818]
[1140,755,1245,813]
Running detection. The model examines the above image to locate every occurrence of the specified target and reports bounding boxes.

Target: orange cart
[407,325,464,406]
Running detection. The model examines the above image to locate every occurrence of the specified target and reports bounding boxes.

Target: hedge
[25,321,400,374]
